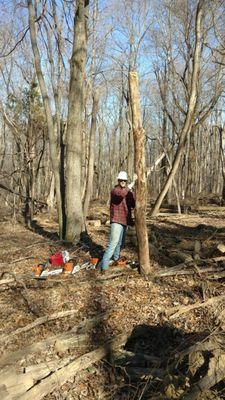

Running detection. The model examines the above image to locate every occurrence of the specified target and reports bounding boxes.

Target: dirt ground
[1,202,225,399]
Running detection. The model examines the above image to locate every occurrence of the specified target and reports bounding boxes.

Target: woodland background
[2,2,225,399]
[1,0,225,238]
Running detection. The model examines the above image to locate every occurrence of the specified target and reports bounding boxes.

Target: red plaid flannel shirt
[110,185,135,226]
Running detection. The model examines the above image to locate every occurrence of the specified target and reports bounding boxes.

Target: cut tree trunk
[128,71,152,275]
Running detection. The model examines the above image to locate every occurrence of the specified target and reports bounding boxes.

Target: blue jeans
[100,223,126,270]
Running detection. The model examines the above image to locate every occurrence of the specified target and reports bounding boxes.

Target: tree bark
[187,128,197,198]
[129,71,152,275]
[218,124,225,200]
[65,0,89,242]
[151,0,204,216]
[83,91,99,220]
[125,98,134,178]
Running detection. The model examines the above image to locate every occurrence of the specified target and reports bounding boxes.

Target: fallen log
[113,349,161,366]
[182,352,225,400]
[0,309,80,344]
[13,332,129,400]
[168,338,219,372]
[0,385,9,400]
[123,366,165,381]
[0,336,59,368]
[217,244,225,254]
[0,356,73,399]
[211,255,225,262]
[0,332,88,371]
[0,273,34,287]
[207,271,225,280]
[0,312,112,367]
[156,263,224,277]
[166,294,225,319]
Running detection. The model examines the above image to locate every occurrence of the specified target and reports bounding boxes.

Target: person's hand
[128,173,137,189]
[128,182,134,189]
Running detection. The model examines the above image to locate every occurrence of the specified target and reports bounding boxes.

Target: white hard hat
[117,171,128,180]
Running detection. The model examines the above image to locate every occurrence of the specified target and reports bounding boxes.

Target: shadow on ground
[80,231,105,258]
[29,220,105,259]
[30,219,59,240]
[145,219,225,269]
[103,323,212,399]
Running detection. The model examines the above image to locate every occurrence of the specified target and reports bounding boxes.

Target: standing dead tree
[129,71,152,276]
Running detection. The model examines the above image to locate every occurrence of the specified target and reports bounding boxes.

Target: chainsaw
[33,254,99,279]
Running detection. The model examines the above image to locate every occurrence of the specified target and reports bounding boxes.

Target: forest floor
[1,201,225,399]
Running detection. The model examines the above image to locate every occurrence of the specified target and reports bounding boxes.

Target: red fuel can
[49,252,64,266]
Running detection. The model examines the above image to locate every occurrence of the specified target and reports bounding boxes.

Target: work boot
[113,256,127,266]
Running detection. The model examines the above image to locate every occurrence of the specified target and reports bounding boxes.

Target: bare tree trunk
[163,150,181,214]
[219,124,225,201]
[47,173,55,212]
[24,82,35,228]
[187,128,196,198]
[81,98,89,201]
[119,70,126,170]
[27,0,63,237]
[96,125,103,198]
[65,0,89,242]
[51,0,65,231]
[83,91,99,220]
[82,0,97,200]
[129,71,152,276]
[151,0,204,216]
[126,100,134,178]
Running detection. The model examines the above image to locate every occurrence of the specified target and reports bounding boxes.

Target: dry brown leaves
[1,204,225,398]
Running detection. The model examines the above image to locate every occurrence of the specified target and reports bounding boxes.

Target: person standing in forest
[99,171,136,273]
